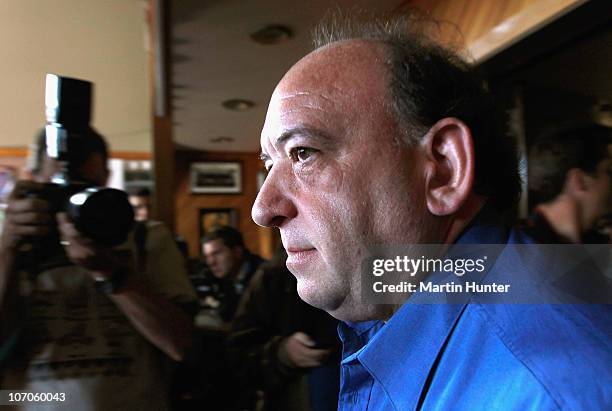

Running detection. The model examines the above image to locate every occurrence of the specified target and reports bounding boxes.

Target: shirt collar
[341,211,509,409]
[360,301,468,410]
[338,320,384,362]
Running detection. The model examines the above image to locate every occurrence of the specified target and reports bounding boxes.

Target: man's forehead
[261,40,390,151]
[278,40,388,95]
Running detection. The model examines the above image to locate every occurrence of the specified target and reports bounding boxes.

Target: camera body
[24,74,135,248]
[31,181,134,247]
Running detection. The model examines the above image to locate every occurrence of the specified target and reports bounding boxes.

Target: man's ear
[564,168,591,197]
[421,118,475,216]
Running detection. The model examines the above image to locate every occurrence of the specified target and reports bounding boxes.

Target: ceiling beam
[468,0,587,63]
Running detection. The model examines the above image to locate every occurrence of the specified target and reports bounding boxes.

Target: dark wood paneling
[174,149,275,259]
[147,0,176,231]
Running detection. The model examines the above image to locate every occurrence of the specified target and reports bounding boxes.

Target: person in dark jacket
[200,226,264,322]
[229,249,340,411]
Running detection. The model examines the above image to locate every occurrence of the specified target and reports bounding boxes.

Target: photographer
[0,129,196,410]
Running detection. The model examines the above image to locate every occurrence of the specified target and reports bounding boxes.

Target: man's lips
[285,247,318,268]
[286,246,315,253]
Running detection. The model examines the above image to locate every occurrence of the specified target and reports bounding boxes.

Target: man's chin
[293,280,360,321]
[296,280,393,322]
[295,278,342,311]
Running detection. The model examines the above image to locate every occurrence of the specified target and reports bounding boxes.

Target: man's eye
[290,147,316,163]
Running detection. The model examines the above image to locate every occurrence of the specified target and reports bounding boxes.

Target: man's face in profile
[252,41,435,321]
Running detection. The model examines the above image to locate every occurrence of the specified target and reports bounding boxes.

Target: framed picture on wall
[190,162,242,194]
[199,208,238,240]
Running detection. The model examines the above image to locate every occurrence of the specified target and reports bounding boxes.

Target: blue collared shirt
[338,221,612,410]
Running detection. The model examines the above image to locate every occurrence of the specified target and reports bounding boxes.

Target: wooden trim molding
[467,0,587,63]
[0,148,28,157]
[0,146,151,160]
[110,151,152,160]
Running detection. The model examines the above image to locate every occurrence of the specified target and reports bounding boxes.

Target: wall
[0,0,151,152]
[174,149,277,259]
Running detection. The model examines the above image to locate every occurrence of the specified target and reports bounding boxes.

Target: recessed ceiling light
[222,99,255,111]
[210,136,235,143]
[250,24,293,45]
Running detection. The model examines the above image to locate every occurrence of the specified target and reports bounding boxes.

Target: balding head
[252,13,517,321]
[253,39,440,321]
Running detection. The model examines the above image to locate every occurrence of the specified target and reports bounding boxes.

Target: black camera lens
[42,74,136,249]
[67,188,135,246]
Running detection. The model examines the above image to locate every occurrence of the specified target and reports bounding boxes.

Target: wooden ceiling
[409,0,586,61]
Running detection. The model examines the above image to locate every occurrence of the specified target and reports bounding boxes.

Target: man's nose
[252,169,297,228]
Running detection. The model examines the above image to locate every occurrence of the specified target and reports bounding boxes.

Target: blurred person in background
[198,226,264,323]
[527,123,612,302]
[528,123,612,244]
[229,248,340,411]
[127,186,194,287]
[176,227,265,410]
[128,187,152,223]
[0,129,196,410]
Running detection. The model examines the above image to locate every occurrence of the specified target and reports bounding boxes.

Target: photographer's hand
[1,181,53,253]
[1,181,53,345]
[56,212,192,361]
[56,212,117,277]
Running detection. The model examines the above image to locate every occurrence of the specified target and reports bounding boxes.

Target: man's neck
[536,196,582,243]
[443,195,487,244]
[381,196,486,321]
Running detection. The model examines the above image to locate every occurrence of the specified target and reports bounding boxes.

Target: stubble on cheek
[301,159,363,283]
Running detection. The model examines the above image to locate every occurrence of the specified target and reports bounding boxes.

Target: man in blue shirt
[251,11,611,410]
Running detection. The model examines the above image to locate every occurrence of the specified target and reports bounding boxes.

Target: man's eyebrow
[259,127,334,163]
[275,126,333,146]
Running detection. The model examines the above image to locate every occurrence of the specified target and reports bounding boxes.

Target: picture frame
[199,208,238,241]
[190,161,242,194]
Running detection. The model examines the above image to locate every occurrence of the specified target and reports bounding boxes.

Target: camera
[22,74,134,248]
